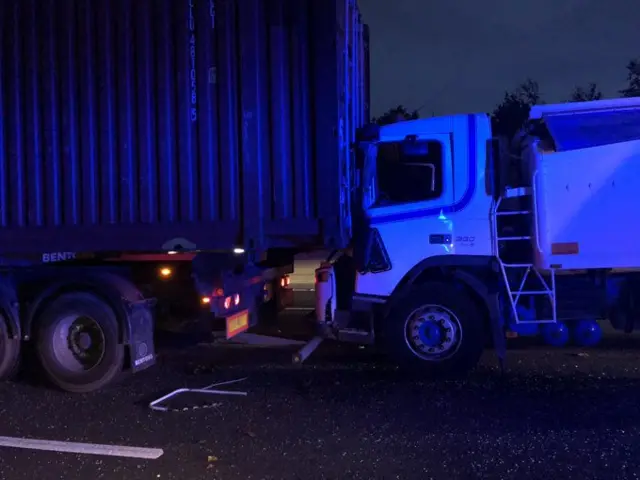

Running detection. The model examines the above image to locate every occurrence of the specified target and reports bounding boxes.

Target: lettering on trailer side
[209,0,215,30]
[42,252,77,263]
[188,0,197,121]
[208,1,216,85]
[134,354,155,367]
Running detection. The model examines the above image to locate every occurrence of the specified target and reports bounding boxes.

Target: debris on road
[149,377,248,413]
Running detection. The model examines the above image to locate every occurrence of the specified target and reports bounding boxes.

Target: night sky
[360,0,640,117]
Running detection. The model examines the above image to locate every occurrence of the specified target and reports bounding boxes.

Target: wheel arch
[387,255,503,335]
[23,270,147,345]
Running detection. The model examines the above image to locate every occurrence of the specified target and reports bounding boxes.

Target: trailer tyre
[381,282,484,376]
[35,292,124,393]
[0,314,21,381]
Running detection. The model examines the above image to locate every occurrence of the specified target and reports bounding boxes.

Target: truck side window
[374,140,443,206]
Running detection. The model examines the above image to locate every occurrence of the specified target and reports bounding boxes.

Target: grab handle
[531,170,543,253]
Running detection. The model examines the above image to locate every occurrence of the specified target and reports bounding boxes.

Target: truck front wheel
[381,282,485,376]
[35,292,125,393]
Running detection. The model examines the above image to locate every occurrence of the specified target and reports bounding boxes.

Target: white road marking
[0,436,164,460]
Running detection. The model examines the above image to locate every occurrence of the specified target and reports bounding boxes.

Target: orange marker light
[159,267,172,278]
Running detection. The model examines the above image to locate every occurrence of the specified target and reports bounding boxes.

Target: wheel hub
[418,319,445,347]
[55,316,106,370]
[76,332,92,351]
[405,305,461,360]
[69,324,101,359]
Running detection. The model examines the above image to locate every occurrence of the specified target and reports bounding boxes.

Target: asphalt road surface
[4,323,640,479]
[2,263,640,479]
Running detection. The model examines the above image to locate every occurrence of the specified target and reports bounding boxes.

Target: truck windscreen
[374,140,443,206]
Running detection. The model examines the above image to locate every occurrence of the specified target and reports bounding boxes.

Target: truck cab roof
[376,113,490,141]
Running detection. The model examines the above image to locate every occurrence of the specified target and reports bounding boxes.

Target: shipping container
[0,0,368,255]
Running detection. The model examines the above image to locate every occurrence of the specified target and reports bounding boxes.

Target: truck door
[353,132,455,270]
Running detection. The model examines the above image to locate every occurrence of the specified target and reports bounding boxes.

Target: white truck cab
[307,97,640,376]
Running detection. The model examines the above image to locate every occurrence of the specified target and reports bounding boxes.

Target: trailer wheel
[0,313,21,381]
[381,282,484,376]
[35,292,124,393]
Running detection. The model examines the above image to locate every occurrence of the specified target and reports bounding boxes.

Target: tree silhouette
[570,82,602,102]
[620,59,640,97]
[372,105,419,126]
[491,79,541,140]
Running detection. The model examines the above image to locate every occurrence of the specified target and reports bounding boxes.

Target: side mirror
[355,123,380,170]
[354,143,366,169]
[486,137,505,198]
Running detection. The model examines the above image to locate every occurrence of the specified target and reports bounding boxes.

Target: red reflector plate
[551,242,579,255]
[226,310,249,339]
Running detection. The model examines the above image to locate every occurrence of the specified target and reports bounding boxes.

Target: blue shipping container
[0,0,369,254]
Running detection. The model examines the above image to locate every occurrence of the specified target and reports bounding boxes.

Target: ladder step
[498,236,531,241]
[512,290,553,295]
[337,328,374,344]
[504,187,532,198]
[496,210,531,216]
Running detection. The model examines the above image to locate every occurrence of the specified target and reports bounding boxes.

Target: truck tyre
[0,313,21,381]
[381,282,484,376]
[35,292,125,393]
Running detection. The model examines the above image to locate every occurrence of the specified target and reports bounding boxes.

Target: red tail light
[316,271,329,283]
[223,294,241,309]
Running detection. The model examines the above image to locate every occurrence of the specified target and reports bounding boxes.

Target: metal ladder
[492,187,557,325]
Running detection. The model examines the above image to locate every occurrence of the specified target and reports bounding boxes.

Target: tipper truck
[310,96,640,374]
[0,0,369,392]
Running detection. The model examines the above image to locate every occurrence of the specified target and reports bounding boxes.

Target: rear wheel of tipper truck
[35,292,125,393]
[0,313,21,381]
[381,282,485,377]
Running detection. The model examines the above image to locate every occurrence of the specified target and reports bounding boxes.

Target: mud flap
[127,299,157,373]
[488,292,506,372]
[449,268,506,372]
